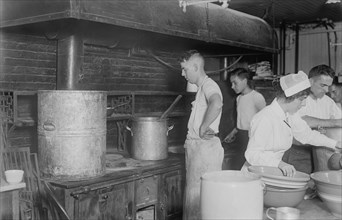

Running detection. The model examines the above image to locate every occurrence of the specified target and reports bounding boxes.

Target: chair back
[1,147,42,220]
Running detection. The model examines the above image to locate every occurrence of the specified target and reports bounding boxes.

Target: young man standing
[223,68,266,169]
[179,50,224,220]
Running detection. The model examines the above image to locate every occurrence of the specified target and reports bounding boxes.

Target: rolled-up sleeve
[290,113,337,149]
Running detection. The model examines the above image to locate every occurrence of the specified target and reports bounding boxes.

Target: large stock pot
[38,90,107,180]
[126,116,173,160]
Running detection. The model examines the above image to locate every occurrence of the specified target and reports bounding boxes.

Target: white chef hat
[280,71,311,97]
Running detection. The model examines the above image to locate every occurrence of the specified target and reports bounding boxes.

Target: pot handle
[43,121,56,131]
[126,126,133,136]
[166,125,174,136]
[261,182,267,195]
[266,207,276,220]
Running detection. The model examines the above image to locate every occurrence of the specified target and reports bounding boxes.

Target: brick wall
[0,31,189,153]
[82,44,185,91]
[0,32,57,90]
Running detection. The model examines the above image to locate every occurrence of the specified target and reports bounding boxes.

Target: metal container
[126,117,173,160]
[37,90,107,180]
[201,171,264,220]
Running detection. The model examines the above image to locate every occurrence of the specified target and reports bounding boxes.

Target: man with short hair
[244,71,340,177]
[329,76,342,109]
[179,50,224,220]
[283,64,342,172]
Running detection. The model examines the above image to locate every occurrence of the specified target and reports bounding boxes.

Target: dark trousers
[282,145,314,174]
[223,129,249,170]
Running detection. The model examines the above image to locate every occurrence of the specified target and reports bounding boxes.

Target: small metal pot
[126,117,173,160]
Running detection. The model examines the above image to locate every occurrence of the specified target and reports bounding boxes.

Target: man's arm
[301,116,342,128]
[199,93,222,139]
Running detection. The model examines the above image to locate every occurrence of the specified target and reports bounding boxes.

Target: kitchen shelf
[0,90,37,129]
[107,111,189,121]
[1,90,190,154]
[15,117,36,127]
[1,90,190,124]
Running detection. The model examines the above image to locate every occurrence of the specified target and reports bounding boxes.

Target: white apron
[183,137,224,220]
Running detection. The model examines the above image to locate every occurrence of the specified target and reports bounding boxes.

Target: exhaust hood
[1,0,278,53]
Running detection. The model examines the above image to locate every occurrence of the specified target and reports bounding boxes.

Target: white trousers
[182,137,224,220]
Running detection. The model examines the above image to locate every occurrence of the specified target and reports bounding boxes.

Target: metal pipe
[57,34,84,90]
[282,22,286,75]
[327,32,331,66]
[295,24,299,73]
[220,57,228,81]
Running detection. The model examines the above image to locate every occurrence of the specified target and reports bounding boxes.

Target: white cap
[280,71,311,97]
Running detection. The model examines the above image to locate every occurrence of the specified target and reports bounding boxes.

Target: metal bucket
[126,117,173,160]
[37,90,107,180]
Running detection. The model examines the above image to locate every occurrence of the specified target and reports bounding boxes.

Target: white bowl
[248,166,310,188]
[311,171,342,196]
[318,191,342,202]
[311,171,342,218]
[4,170,24,184]
[264,185,307,207]
[318,191,342,218]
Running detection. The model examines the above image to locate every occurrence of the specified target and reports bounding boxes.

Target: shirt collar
[198,75,208,88]
[270,98,287,121]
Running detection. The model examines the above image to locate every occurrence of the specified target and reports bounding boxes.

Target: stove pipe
[57,34,83,90]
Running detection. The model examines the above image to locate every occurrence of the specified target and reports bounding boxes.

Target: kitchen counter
[263,198,341,220]
[0,179,26,192]
[48,153,184,189]
[0,179,26,220]
[45,154,185,220]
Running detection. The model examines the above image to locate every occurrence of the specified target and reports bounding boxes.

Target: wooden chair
[1,147,43,220]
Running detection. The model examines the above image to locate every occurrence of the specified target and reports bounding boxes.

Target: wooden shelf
[107,114,132,121]
[15,117,36,127]
[1,90,190,125]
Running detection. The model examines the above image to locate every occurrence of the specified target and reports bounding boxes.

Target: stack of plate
[247,166,310,188]
[248,166,310,208]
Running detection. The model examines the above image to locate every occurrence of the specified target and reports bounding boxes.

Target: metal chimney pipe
[57,34,83,90]
[220,57,228,81]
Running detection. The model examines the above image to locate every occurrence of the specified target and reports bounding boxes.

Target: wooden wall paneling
[72,182,134,220]
[0,32,57,90]
[82,44,184,92]
[158,170,183,220]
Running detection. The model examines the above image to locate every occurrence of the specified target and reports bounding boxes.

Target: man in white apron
[179,50,224,220]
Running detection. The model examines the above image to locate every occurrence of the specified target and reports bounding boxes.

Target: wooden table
[263,198,341,220]
[0,179,26,220]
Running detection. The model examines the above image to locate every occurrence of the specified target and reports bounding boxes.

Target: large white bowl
[311,171,342,218]
[4,170,24,184]
[248,166,310,188]
[317,191,342,218]
[264,185,307,207]
[311,171,342,196]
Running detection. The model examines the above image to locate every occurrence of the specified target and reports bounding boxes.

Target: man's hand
[278,161,296,177]
[335,141,342,152]
[199,126,216,140]
[223,128,237,143]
